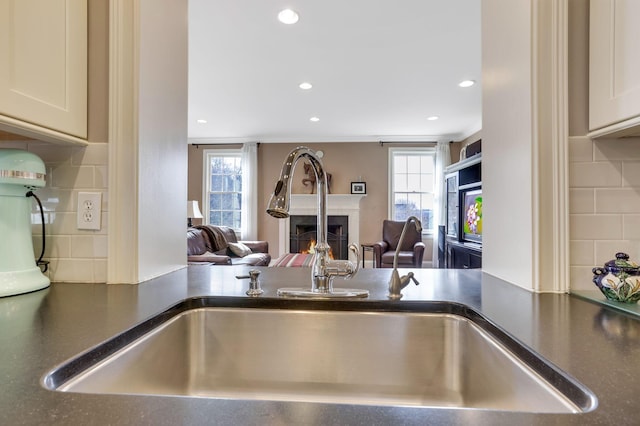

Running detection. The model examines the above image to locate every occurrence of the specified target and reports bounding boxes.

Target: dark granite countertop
[1,265,639,425]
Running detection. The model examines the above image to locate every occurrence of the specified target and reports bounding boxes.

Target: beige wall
[187,142,467,262]
[450,130,482,165]
[186,144,206,227]
[259,143,389,256]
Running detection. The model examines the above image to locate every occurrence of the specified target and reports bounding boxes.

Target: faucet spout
[267,147,328,250]
[388,216,422,299]
[267,147,366,298]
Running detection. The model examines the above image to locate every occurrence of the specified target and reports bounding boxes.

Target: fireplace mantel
[277,194,366,257]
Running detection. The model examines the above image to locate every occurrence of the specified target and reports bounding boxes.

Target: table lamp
[187,200,203,227]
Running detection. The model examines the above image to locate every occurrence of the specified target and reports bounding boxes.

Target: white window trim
[202,148,243,230]
[388,147,436,235]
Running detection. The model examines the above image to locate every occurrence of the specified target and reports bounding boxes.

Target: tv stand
[442,154,482,269]
[446,240,482,269]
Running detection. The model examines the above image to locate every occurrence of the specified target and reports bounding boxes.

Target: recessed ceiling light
[278,9,299,24]
[299,82,313,90]
[196,119,207,124]
[310,117,320,122]
[458,80,475,88]
[427,116,439,121]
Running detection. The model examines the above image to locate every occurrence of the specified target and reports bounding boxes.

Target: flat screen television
[461,188,482,243]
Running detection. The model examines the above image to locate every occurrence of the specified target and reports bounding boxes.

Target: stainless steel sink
[43,298,596,413]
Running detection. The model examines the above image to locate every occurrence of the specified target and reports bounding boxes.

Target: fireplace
[276,194,365,259]
[290,215,349,260]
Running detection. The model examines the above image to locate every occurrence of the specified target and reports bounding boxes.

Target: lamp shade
[187,200,203,219]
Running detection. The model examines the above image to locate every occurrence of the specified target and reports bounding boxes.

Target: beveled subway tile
[570,266,596,291]
[622,161,640,187]
[49,258,95,283]
[595,188,640,213]
[570,214,622,240]
[569,161,621,188]
[95,165,108,189]
[28,143,75,164]
[569,188,595,214]
[29,145,110,283]
[45,212,78,235]
[32,235,71,258]
[595,240,640,265]
[624,215,640,240]
[94,259,107,283]
[51,165,95,189]
[30,188,74,212]
[570,240,594,265]
[595,137,640,161]
[71,143,108,165]
[71,235,108,258]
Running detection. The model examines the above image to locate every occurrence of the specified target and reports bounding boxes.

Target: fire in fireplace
[289,215,349,260]
[300,240,334,259]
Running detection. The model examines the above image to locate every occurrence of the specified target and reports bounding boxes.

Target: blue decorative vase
[592,252,640,304]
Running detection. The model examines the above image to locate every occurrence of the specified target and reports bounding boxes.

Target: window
[203,150,242,231]
[389,148,435,232]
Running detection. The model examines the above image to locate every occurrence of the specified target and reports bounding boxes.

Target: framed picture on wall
[351,182,366,194]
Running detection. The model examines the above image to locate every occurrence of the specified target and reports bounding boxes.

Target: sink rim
[41,296,598,413]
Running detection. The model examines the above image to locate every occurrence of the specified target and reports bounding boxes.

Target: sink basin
[43,298,596,413]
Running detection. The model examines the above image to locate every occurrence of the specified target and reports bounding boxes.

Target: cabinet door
[469,251,482,268]
[0,0,87,138]
[445,173,458,238]
[448,244,482,269]
[589,0,640,131]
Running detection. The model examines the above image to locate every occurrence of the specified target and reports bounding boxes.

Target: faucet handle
[347,243,360,278]
[388,271,420,300]
[406,272,420,286]
[324,260,355,275]
[325,243,360,280]
[236,269,263,296]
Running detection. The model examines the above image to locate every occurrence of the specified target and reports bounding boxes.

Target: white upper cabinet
[589,0,640,137]
[0,0,87,144]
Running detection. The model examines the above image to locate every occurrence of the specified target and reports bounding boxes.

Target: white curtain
[432,141,451,267]
[241,142,258,240]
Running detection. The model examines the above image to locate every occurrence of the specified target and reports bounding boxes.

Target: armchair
[372,220,425,268]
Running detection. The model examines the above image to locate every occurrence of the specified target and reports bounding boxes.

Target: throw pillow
[228,242,252,257]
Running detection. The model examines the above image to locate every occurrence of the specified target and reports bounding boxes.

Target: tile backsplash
[569,135,640,290]
[1,133,108,283]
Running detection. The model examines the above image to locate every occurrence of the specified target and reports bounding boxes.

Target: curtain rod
[192,143,261,149]
[378,141,439,146]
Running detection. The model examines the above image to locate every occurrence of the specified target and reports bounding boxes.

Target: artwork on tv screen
[463,188,482,242]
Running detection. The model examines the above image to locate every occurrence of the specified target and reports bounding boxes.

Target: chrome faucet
[267,146,367,298]
[388,216,422,299]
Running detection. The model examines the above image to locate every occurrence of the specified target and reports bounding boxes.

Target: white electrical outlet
[77,192,102,230]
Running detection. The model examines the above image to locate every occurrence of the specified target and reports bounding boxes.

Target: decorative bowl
[592,252,640,304]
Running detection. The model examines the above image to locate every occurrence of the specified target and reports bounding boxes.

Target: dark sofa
[187,225,271,266]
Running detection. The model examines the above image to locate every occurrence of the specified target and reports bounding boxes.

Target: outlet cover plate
[77,192,102,230]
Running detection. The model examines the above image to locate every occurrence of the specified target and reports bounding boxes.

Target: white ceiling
[188,0,481,144]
